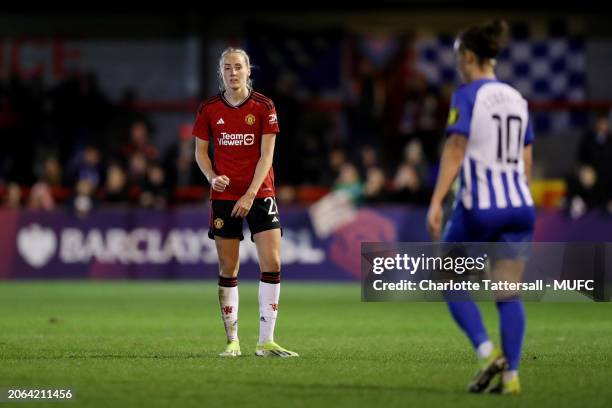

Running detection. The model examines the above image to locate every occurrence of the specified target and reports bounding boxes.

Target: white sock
[476,340,494,359]
[258,281,280,344]
[218,285,238,342]
[502,370,518,382]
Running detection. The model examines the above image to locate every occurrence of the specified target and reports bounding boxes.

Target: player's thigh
[214,237,241,277]
[209,200,245,241]
[252,229,282,272]
[247,197,282,272]
[246,197,281,238]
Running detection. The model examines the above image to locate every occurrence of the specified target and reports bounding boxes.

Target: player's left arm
[231,133,276,218]
[427,133,467,240]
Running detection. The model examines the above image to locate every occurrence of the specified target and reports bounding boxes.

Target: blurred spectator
[140,163,167,209]
[163,124,200,188]
[27,156,61,211]
[362,167,388,203]
[403,139,430,186]
[72,178,96,218]
[127,152,149,193]
[359,145,379,171]
[67,145,103,188]
[327,147,348,179]
[120,120,158,163]
[302,143,348,188]
[387,140,431,204]
[333,163,363,204]
[28,181,55,210]
[359,145,389,203]
[37,157,63,187]
[103,88,149,161]
[391,163,425,204]
[3,182,22,209]
[565,112,612,217]
[103,163,130,205]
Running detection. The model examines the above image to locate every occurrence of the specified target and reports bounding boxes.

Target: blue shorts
[443,202,535,244]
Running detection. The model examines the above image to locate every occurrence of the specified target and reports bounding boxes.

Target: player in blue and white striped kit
[427,20,533,395]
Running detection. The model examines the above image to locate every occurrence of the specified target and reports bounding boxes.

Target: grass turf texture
[1,282,611,408]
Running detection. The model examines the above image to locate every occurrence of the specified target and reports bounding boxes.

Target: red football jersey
[192,91,280,200]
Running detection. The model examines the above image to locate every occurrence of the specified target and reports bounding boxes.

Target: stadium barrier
[0,207,611,280]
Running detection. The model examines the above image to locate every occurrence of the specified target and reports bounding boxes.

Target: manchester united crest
[245,113,256,126]
[214,218,224,229]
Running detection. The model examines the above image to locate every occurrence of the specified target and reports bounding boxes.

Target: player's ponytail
[456,20,509,64]
[482,20,509,57]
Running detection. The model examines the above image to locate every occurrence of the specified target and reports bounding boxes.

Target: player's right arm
[193,102,230,193]
[427,134,467,240]
[427,86,471,241]
[195,138,229,192]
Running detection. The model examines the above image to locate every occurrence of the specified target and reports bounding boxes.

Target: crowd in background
[267,48,446,206]
[1,61,611,216]
[564,112,612,218]
[0,56,445,214]
[0,72,204,215]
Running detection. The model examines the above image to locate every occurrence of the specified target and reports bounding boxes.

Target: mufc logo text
[245,113,256,126]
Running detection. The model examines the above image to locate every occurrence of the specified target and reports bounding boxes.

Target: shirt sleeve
[445,87,473,138]
[262,102,280,135]
[524,115,534,146]
[192,103,210,141]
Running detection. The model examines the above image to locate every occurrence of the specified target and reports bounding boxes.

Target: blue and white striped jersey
[446,78,534,211]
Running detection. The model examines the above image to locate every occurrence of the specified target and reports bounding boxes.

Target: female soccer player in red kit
[192,48,298,357]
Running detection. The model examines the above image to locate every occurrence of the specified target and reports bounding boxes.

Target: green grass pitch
[1,281,611,407]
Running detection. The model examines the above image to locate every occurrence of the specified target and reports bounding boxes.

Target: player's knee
[218,256,239,277]
[260,255,281,272]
